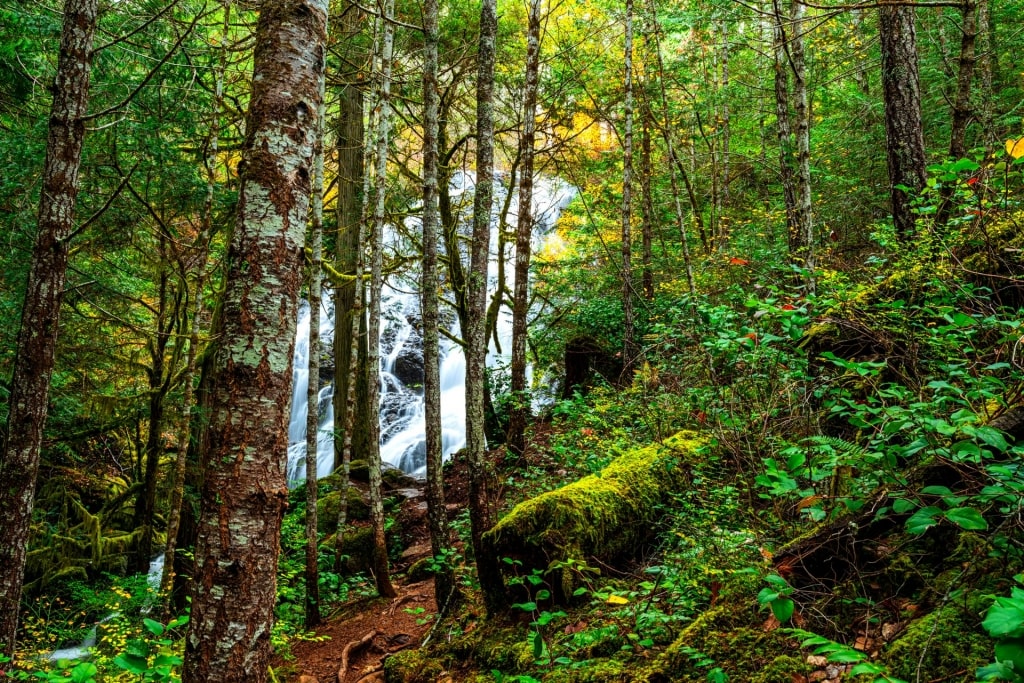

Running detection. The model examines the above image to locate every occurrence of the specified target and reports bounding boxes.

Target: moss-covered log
[484,432,701,596]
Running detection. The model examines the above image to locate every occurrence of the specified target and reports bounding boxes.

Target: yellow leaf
[1006,137,1024,159]
[606,594,629,605]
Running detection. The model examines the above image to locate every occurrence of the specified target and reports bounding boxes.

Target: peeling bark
[182,0,327,679]
[0,0,99,658]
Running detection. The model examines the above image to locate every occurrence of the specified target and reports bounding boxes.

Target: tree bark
[508,0,543,458]
[181,0,326,679]
[468,0,506,615]
[621,0,637,372]
[161,0,228,608]
[947,0,977,162]
[791,0,814,289]
[421,0,457,611]
[333,0,364,474]
[772,0,800,257]
[0,0,99,658]
[304,36,327,628]
[366,0,397,599]
[879,4,927,239]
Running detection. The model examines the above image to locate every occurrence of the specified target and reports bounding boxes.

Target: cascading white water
[286,174,575,482]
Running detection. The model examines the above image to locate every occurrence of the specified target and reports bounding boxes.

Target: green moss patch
[484,432,700,590]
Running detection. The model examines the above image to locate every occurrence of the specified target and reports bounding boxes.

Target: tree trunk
[621,0,637,372]
[161,0,228,608]
[0,0,99,658]
[791,0,814,289]
[304,39,327,628]
[772,0,800,256]
[421,0,457,611]
[366,0,397,600]
[879,4,927,239]
[333,0,364,474]
[639,88,655,301]
[468,0,506,615]
[948,0,977,162]
[508,0,543,458]
[646,0,696,295]
[181,0,326,679]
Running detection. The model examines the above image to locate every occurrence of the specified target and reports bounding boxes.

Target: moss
[383,647,444,683]
[880,603,991,682]
[382,465,419,489]
[543,658,628,682]
[641,598,794,683]
[484,432,700,594]
[316,487,369,534]
[750,655,810,683]
[406,557,434,583]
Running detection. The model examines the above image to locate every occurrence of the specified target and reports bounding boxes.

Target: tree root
[337,629,378,683]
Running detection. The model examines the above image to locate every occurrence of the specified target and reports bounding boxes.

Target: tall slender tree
[304,26,327,627]
[366,0,398,599]
[421,0,457,611]
[621,0,637,371]
[0,0,99,658]
[467,0,507,614]
[508,0,544,457]
[182,0,327,678]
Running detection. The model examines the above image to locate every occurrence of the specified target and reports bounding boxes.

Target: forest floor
[275,442,503,683]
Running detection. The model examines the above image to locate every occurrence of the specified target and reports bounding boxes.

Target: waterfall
[286,174,575,482]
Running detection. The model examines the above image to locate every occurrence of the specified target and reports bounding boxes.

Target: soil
[275,429,561,683]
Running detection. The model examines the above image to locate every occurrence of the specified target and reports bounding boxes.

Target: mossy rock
[484,432,700,599]
[880,603,991,682]
[406,557,434,583]
[342,460,370,483]
[382,464,420,489]
[331,525,377,574]
[316,487,369,534]
[641,599,792,682]
[383,648,445,683]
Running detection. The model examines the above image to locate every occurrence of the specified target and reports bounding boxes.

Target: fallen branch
[338,629,378,683]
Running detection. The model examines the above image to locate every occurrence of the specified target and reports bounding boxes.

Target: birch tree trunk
[879,4,927,239]
[508,0,543,458]
[772,0,800,256]
[0,0,99,658]
[367,0,397,599]
[468,0,506,615]
[181,0,326,679]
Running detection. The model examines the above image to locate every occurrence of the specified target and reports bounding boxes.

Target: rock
[382,465,418,490]
[316,488,369,535]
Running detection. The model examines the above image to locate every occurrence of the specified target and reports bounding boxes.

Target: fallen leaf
[1006,137,1024,159]
[729,257,750,266]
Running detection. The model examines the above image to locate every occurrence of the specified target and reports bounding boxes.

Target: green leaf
[757,588,781,605]
[905,506,941,534]
[921,485,953,496]
[984,591,1024,638]
[994,638,1024,673]
[944,507,988,530]
[770,598,795,623]
[765,574,791,590]
[114,653,150,675]
[973,427,1011,453]
[786,451,807,470]
[512,601,537,612]
[892,498,916,514]
[144,618,165,636]
[69,662,98,683]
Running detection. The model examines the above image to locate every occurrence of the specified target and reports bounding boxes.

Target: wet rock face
[392,337,424,387]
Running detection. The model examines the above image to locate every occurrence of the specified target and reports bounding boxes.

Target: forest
[1,0,1024,679]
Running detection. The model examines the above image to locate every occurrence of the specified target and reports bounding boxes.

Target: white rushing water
[286,173,575,481]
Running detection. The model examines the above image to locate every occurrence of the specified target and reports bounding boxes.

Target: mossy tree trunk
[0,0,99,658]
[181,0,327,679]
[621,0,637,372]
[366,0,397,599]
[421,0,457,612]
[468,0,507,616]
[508,0,543,458]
